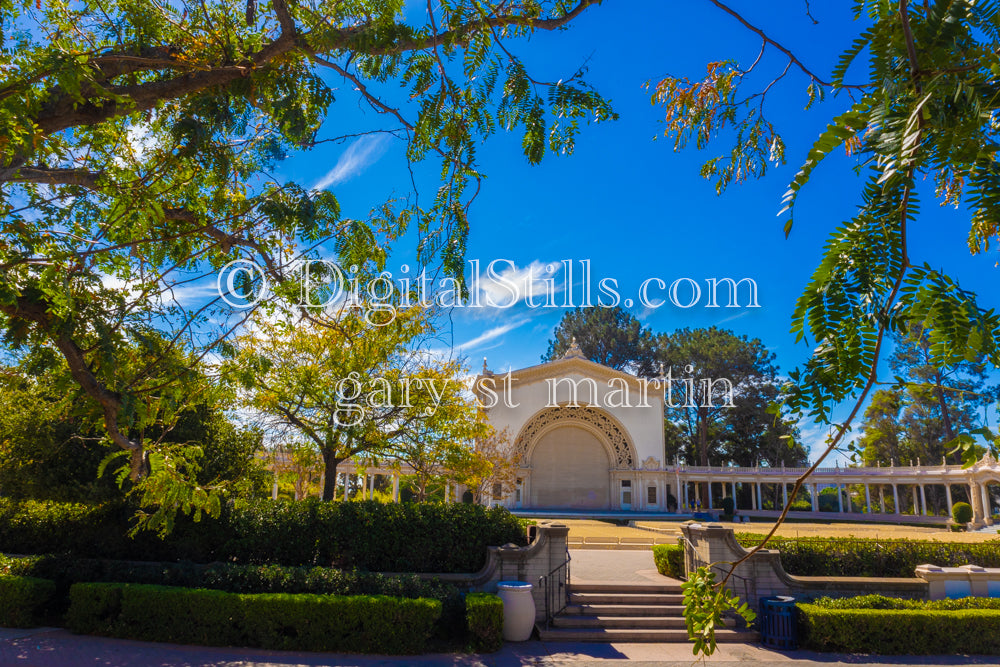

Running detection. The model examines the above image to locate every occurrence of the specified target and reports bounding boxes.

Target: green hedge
[652,544,685,579]
[810,594,1000,611]
[735,533,1000,577]
[798,603,1000,654]
[1,553,464,640]
[0,497,525,573]
[0,575,56,627]
[465,592,503,652]
[67,583,441,654]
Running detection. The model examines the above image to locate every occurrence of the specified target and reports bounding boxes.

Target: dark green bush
[0,575,56,627]
[719,497,735,517]
[652,544,685,579]
[465,592,503,652]
[734,533,1000,578]
[66,583,441,654]
[0,498,525,573]
[65,582,124,635]
[0,553,464,639]
[789,499,812,511]
[798,603,1000,654]
[811,594,1000,611]
[953,502,974,525]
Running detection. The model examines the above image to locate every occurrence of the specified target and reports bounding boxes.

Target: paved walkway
[568,549,676,586]
[2,627,998,666]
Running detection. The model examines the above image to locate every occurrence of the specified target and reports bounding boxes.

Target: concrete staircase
[536,582,759,643]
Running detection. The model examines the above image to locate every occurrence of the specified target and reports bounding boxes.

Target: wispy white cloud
[454,317,531,353]
[312,135,390,191]
[476,259,567,309]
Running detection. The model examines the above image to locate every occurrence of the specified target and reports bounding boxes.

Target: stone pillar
[707,483,714,510]
[920,484,928,516]
[755,483,762,510]
[392,474,400,502]
[945,484,953,513]
[837,484,844,513]
[732,482,738,509]
[343,473,349,501]
[865,485,871,514]
[912,486,919,516]
[782,483,788,509]
[879,486,886,513]
[892,484,900,514]
[811,484,819,512]
[271,474,279,500]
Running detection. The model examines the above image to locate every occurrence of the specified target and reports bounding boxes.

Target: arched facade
[475,341,669,512]
[512,406,639,510]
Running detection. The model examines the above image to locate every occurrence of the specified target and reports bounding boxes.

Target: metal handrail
[538,549,571,629]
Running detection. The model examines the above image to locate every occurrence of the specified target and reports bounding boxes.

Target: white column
[982,483,992,517]
[782,482,789,509]
[343,473,349,501]
[920,484,928,516]
[707,482,714,510]
[879,486,886,513]
[755,483,762,510]
[892,484,900,514]
[811,484,819,512]
[912,486,920,515]
[865,485,871,514]
[444,483,450,504]
[271,474,279,500]
[393,474,400,503]
[732,482,738,509]
[837,484,844,513]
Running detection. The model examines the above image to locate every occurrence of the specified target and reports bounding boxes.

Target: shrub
[734,533,1000,578]
[789,499,812,512]
[0,575,56,627]
[465,592,503,652]
[811,594,1000,611]
[652,544,685,579]
[66,583,442,654]
[719,497,735,517]
[797,604,1000,654]
[1,553,464,639]
[953,502,974,525]
[65,582,124,635]
[0,498,526,573]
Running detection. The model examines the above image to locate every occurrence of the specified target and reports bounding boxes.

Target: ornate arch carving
[514,406,636,470]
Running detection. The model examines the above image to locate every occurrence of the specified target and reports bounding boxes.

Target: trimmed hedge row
[0,498,525,573]
[465,592,503,652]
[735,533,1000,577]
[810,594,1000,611]
[0,553,464,639]
[652,544,685,579]
[798,603,1000,654]
[67,582,442,654]
[0,575,56,627]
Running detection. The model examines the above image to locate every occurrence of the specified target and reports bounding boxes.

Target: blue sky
[270,2,1000,462]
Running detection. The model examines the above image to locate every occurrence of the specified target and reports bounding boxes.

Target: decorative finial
[481,357,492,377]
[658,361,665,379]
[563,336,584,359]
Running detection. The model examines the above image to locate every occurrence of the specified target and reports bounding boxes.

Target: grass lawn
[554,518,1000,543]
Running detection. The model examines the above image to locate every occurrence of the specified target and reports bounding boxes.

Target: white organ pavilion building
[474,341,1000,528]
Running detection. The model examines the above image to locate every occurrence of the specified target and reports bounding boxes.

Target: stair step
[567,583,682,594]
[569,592,684,605]
[537,627,759,643]
[553,615,698,629]
[563,604,686,616]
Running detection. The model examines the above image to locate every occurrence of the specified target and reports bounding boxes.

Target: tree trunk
[321,450,344,501]
[697,407,709,504]
[933,370,956,460]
